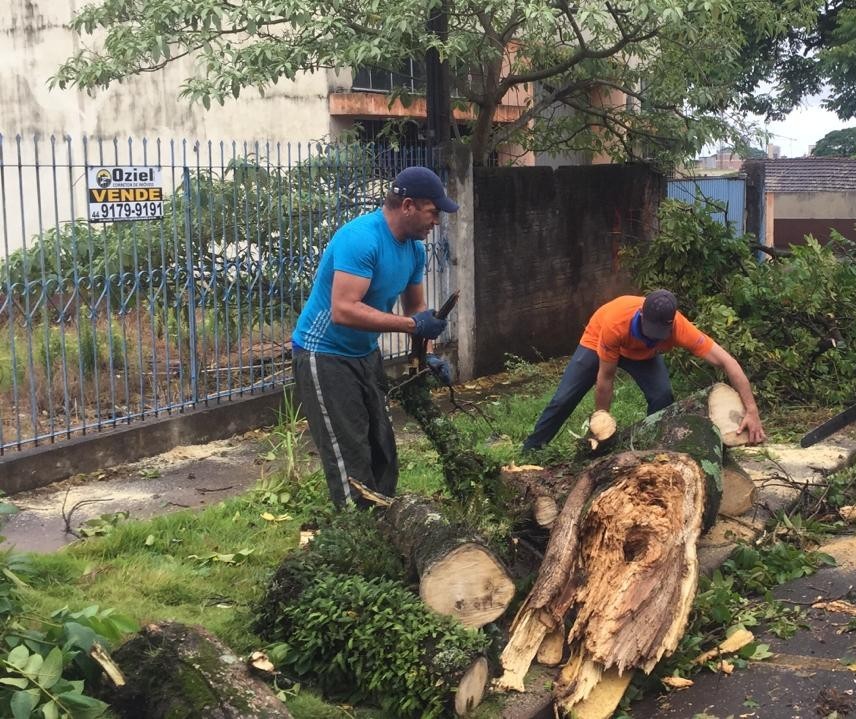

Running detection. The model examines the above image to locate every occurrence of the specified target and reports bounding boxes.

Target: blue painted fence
[666,176,746,234]
[0,136,452,454]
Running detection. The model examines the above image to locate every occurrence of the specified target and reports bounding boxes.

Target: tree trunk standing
[425,0,451,149]
[99,623,293,719]
[381,494,515,628]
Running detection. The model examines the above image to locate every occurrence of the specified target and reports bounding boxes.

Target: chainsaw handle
[408,290,460,372]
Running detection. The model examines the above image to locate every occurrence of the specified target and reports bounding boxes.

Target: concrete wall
[1,0,334,141]
[468,163,663,376]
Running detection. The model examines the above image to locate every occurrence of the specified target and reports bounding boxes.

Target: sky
[764,99,853,157]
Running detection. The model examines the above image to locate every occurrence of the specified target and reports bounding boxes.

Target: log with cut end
[381,494,515,628]
[98,623,294,719]
[645,382,750,447]
[582,410,618,455]
[533,495,559,528]
[455,656,490,716]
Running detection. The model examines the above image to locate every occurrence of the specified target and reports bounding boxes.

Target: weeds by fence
[0,136,451,454]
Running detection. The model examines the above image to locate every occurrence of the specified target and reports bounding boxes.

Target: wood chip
[661,676,694,689]
[695,628,754,664]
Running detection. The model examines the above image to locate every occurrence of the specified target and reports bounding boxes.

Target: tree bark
[380,494,515,628]
[98,622,293,719]
[498,408,724,710]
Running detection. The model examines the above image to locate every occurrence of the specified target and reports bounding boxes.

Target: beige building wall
[773,191,856,220]
[1,0,335,141]
[1,0,342,251]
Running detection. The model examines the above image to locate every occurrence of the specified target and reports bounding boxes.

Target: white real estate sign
[87,166,164,223]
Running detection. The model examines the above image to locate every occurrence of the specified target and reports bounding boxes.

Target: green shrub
[267,571,488,719]
[624,201,856,405]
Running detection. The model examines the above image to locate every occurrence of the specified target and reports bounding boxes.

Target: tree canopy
[811,127,856,156]
[50,0,849,166]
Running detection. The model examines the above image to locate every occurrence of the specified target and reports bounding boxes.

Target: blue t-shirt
[292,209,426,357]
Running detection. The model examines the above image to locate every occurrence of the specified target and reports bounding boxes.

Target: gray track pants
[293,348,398,507]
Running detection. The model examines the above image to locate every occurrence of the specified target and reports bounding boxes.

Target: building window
[352,60,427,94]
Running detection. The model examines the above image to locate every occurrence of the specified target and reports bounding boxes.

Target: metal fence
[666,175,746,234]
[0,135,453,454]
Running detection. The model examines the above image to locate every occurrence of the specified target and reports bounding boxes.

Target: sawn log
[380,494,515,628]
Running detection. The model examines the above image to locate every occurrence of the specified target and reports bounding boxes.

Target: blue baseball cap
[641,289,677,340]
[391,166,459,213]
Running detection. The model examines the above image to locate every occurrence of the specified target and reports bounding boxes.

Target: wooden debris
[661,675,694,689]
[455,657,490,716]
[694,628,755,664]
[720,459,757,516]
[583,410,618,454]
[536,625,566,666]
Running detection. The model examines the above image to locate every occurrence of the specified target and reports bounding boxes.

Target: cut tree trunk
[553,452,706,714]
[98,622,293,719]
[380,494,515,628]
[498,409,723,711]
[635,382,750,448]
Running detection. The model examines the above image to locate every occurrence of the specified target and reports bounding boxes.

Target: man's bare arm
[331,271,417,333]
[703,343,767,443]
[594,360,618,412]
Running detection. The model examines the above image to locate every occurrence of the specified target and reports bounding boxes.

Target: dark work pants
[522,345,674,451]
[293,348,398,507]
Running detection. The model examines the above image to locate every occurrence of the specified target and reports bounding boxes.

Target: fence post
[181,167,199,404]
[442,143,476,381]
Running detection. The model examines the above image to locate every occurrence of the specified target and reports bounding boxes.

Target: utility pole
[425,0,451,151]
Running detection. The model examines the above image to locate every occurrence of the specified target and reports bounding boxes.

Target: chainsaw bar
[800,402,856,448]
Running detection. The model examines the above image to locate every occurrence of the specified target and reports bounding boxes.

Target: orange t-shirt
[579,296,714,362]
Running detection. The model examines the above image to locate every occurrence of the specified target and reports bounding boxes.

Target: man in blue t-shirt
[292,166,458,507]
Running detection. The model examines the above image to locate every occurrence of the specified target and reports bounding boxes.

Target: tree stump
[381,494,515,628]
[98,622,293,719]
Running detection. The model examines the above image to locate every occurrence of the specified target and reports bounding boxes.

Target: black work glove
[426,353,452,385]
[411,309,448,340]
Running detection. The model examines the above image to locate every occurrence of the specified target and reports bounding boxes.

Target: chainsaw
[800,401,856,447]
[408,289,460,376]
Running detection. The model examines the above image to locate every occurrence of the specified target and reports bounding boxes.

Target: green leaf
[7,644,30,669]
[38,648,63,690]
[0,677,29,688]
[55,691,108,719]
[10,689,39,719]
[41,700,59,719]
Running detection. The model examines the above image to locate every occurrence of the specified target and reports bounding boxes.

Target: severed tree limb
[380,494,515,629]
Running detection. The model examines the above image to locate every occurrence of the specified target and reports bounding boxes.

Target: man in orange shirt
[522,289,766,451]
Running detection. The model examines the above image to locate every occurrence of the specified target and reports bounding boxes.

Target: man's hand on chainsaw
[411,309,447,340]
[426,353,453,386]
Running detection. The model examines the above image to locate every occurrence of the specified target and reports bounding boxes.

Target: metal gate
[0,135,452,453]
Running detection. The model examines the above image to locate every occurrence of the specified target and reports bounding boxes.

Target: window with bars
[352,60,427,93]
